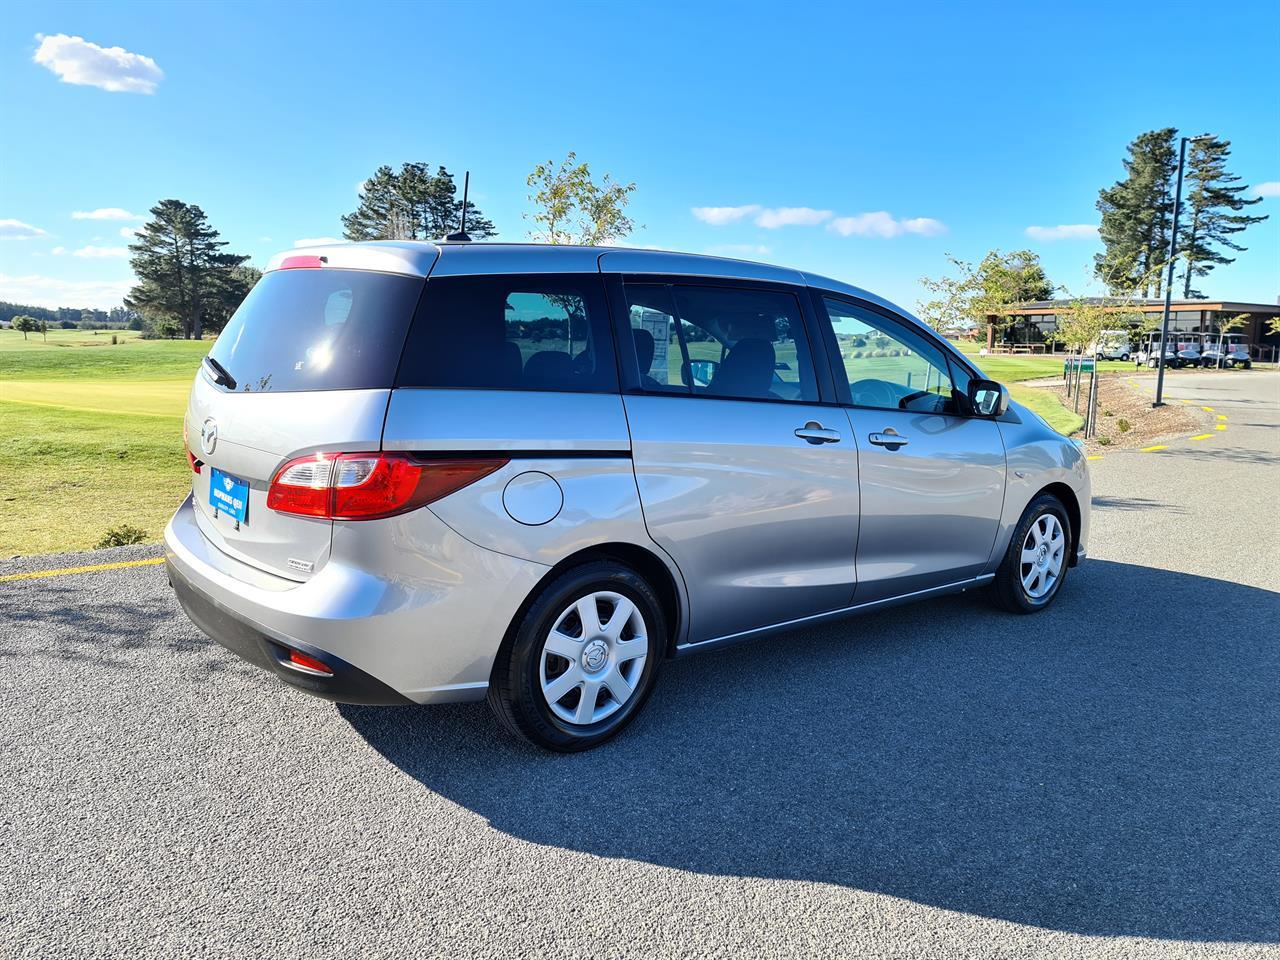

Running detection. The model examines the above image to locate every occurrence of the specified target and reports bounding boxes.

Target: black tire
[1120,353,1130,362]
[487,560,665,752]
[989,494,1072,614]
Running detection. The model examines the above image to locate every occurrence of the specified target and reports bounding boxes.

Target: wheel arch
[498,542,688,663]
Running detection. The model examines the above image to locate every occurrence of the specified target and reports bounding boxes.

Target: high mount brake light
[266,453,507,520]
[279,255,327,270]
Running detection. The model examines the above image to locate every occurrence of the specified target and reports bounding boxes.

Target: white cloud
[1025,224,1099,241]
[293,237,346,248]
[691,204,761,226]
[900,217,947,237]
[696,203,940,237]
[1254,181,1280,198]
[829,212,947,238]
[72,207,142,221]
[258,236,274,243]
[0,218,48,240]
[118,226,138,238]
[72,245,129,258]
[33,34,163,94]
[0,272,133,310]
[51,246,66,255]
[755,207,832,229]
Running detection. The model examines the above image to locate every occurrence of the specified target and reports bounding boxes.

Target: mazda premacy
[166,241,1089,750]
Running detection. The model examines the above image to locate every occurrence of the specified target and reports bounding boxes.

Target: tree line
[0,302,135,328]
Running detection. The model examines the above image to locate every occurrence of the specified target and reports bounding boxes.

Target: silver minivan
[166,242,1090,750]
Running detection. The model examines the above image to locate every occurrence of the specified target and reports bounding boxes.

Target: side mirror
[968,378,1008,417]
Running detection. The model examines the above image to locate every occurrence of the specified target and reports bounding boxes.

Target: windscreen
[207,268,424,392]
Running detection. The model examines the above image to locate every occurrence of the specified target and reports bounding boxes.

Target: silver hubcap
[1020,513,1065,600]
[539,591,648,726]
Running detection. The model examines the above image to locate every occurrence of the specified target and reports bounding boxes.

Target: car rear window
[396,274,618,393]
[207,268,424,392]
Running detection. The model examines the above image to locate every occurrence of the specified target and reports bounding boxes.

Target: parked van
[166,242,1090,750]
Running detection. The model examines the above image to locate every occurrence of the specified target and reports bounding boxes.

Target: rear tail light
[183,418,202,472]
[266,452,507,520]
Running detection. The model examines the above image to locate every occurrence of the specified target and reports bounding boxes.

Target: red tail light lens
[266,453,506,520]
[285,648,333,676]
[279,254,327,270]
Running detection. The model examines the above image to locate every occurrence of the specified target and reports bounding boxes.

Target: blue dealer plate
[209,467,249,524]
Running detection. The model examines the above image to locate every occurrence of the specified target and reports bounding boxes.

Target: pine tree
[1178,137,1268,297]
[126,200,249,339]
[1095,129,1177,296]
[342,163,496,241]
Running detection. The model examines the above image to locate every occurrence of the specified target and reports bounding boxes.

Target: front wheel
[487,561,665,751]
[989,494,1072,614]
[1120,353,1130,362]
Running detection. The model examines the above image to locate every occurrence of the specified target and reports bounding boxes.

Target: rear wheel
[989,494,1072,614]
[487,561,665,751]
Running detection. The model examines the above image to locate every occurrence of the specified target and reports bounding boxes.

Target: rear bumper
[164,495,548,704]
[167,556,410,704]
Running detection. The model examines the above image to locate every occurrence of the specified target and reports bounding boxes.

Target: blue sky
[2,0,1278,312]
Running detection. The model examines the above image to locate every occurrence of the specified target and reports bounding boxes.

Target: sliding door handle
[868,430,909,448]
[794,421,841,444]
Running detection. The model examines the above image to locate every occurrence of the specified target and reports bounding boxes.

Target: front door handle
[868,430,909,449]
[795,421,841,444]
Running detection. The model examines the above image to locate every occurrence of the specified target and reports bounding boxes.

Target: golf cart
[1093,329,1132,362]
[1134,332,1184,369]
[1174,333,1203,368]
[1200,332,1253,369]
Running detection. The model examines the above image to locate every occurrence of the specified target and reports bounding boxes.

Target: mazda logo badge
[200,418,218,456]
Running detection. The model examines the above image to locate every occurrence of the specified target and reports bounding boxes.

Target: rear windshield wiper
[203,356,237,390]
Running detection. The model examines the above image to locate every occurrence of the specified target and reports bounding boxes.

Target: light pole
[1154,133,1213,407]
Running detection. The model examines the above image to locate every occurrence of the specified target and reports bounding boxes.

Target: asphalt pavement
[2,370,1278,959]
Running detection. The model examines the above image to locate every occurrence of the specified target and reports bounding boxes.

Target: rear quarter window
[208,268,424,392]
[396,274,618,393]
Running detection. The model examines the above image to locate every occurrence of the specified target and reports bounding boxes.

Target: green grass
[952,341,1133,383]
[0,328,208,381]
[1008,384,1084,436]
[0,399,189,555]
[0,330,203,554]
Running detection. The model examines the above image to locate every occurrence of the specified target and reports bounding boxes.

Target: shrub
[1118,418,1131,433]
[851,350,863,359]
[95,524,148,548]
[1103,409,1113,417]
[1097,436,1112,445]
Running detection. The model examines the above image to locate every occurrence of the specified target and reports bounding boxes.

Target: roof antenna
[446,171,471,242]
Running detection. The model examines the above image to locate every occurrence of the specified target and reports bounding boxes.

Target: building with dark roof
[987,298,1280,359]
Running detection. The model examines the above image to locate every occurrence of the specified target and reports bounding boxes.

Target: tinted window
[822,297,958,414]
[624,285,683,393]
[208,268,423,392]
[398,274,617,392]
[624,282,816,402]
